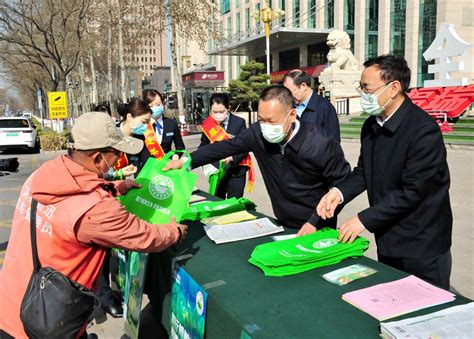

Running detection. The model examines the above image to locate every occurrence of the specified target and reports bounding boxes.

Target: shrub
[39,131,71,151]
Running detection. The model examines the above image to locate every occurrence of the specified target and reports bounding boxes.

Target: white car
[0,117,40,152]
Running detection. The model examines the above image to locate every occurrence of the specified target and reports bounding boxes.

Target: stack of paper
[248,228,370,276]
[380,302,474,338]
[342,275,456,321]
[204,217,284,244]
[202,210,257,226]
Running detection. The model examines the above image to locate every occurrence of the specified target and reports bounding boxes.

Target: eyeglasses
[354,82,392,95]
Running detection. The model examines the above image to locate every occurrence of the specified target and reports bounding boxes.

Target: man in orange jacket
[0,112,187,338]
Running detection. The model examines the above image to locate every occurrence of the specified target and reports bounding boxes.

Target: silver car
[0,117,40,152]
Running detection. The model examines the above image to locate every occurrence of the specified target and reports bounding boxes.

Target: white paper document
[271,234,297,242]
[381,302,474,338]
[204,217,284,244]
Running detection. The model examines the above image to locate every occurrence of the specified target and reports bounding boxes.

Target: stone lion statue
[326,30,360,71]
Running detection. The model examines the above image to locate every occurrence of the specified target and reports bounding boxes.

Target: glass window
[365,0,379,59]
[418,0,437,86]
[279,48,299,70]
[236,12,241,33]
[0,119,30,128]
[344,0,355,52]
[220,0,231,14]
[245,8,250,30]
[325,1,334,29]
[279,0,285,11]
[293,0,300,28]
[279,0,286,26]
[390,0,406,57]
[227,16,232,37]
[309,0,316,28]
[235,0,240,8]
[307,43,329,66]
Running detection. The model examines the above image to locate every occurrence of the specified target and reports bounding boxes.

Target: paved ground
[1,136,472,338]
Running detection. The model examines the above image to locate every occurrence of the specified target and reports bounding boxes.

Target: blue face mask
[131,123,148,135]
[151,105,164,118]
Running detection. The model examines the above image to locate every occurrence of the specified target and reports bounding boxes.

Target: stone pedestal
[320,69,363,115]
[319,68,362,98]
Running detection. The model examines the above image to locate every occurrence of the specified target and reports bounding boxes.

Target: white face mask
[212,112,229,123]
[360,82,392,116]
[100,153,113,178]
[260,111,291,144]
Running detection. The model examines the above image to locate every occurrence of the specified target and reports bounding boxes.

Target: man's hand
[338,216,365,244]
[316,189,341,220]
[297,222,317,236]
[116,179,142,195]
[221,156,233,164]
[162,158,185,171]
[121,164,137,177]
[167,217,187,243]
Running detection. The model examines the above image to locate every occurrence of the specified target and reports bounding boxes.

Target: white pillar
[300,0,308,28]
[334,0,344,30]
[300,45,308,68]
[316,1,325,29]
[378,0,391,54]
[354,1,366,63]
[272,51,280,72]
[405,0,420,88]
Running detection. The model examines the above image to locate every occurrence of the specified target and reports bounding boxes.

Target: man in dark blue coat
[283,69,340,143]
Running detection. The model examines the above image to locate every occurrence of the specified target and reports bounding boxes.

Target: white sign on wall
[423,23,471,87]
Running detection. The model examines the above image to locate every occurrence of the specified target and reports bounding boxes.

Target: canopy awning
[209,26,331,57]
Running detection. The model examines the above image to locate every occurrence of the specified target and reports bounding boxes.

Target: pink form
[342,275,456,320]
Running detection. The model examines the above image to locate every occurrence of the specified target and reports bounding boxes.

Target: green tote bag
[120,150,197,223]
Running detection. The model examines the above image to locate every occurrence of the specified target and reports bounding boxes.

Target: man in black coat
[199,93,248,199]
[283,69,340,143]
[164,86,350,235]
[317,55,453,289]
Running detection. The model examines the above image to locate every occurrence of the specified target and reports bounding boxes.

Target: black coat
[198,113,248,177]
[191,121,351,229]
[130,117,185,173]
[336,97,452,259]
[300,91,341,143]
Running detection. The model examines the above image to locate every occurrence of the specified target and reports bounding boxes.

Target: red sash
[113,153,128,171]
[143,122,166,159]
[113,122,165,170]
[201,116,255,192]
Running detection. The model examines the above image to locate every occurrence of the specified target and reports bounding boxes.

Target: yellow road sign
[47,91,69,119]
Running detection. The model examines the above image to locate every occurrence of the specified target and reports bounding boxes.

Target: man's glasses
[354,82,391,95]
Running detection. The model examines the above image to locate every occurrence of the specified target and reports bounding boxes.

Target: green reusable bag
[180,197,257,221]
[208,161,227,196]
[249,228,370,276]
[120,150,197,223]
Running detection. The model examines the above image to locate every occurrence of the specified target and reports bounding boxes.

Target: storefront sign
[182,71,225,88]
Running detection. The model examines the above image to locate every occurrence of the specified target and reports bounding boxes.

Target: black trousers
[215,173,246,200]
[96,249,114,307]
[378,250,452,289]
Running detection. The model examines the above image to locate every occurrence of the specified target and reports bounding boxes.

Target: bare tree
[166,0,221,117]
[0,0,93,91]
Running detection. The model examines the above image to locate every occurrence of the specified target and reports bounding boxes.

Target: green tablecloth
[145,192,471,338]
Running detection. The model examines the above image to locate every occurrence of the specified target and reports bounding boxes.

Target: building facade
[210,0,473,88]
